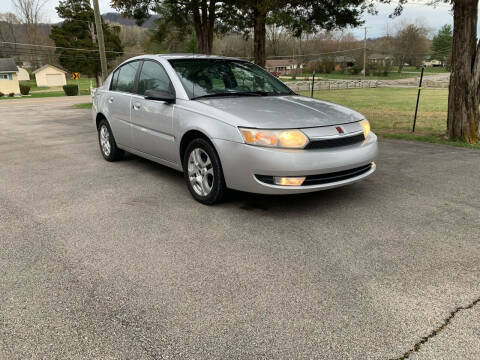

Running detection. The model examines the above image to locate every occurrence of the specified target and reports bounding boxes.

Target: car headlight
[360,119,371,139]
[239,128,309,149]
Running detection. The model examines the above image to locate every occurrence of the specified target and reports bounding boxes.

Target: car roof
[158,54,245,61]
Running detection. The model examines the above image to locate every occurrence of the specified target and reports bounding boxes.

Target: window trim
[109,60,142,94]
[135,59,176,98]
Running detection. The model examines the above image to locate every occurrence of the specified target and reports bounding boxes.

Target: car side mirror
[144,89,175,103]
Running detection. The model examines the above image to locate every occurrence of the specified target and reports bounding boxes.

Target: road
[1,97,479,360]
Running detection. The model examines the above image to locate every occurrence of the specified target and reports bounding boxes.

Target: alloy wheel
[100,125,111,157]
[187,148,214,197]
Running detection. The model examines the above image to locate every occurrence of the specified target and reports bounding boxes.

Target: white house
[0,58,20,95]
[33,64,67,87]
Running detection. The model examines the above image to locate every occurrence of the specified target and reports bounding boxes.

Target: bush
[20,84,30,95]
[307,60,335,74]
[63,84,79,96]
[0,92,4,97]
[348,65,362,75]
[8,93,14,97]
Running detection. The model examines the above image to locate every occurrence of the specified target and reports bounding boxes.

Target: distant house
[16,67,30,81]
[265,59,304,75]
[0,58,20,95]
[332,55,355,70]
[368,53,393,66]
[423,59,443,67]
[33,64,67,87]
[308,55,356,71]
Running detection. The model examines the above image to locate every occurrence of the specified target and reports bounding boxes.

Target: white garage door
[46,74,64,86]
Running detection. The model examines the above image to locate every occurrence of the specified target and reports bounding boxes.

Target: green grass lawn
[299,87,448,134]
[72,102,93,109]
[298,87,479,149]
[0,89,91,100]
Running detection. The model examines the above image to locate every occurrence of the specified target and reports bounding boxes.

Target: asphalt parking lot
[1,96,479,360]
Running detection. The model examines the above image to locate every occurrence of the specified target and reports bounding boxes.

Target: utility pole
[363,27,367,80]
[92,0,107,85]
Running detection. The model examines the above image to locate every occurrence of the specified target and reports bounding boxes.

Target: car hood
[196,95,364,128]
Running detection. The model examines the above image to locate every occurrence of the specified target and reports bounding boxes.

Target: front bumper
[213,132,378,195]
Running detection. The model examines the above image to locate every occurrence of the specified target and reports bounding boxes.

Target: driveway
[1,97,479,360]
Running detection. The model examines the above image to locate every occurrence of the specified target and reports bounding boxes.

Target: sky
[3,0,454,39]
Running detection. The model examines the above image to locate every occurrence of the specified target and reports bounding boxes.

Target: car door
[106,61,141,148]
[130,60,177,164]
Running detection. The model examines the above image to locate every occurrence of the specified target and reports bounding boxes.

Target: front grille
[306,133,365,149]
[302,163,373,186]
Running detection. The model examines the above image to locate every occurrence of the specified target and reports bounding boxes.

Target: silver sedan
[92,54,378,204]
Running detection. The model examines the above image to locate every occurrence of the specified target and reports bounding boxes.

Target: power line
[0,41,139,55]
[265,47,364,59]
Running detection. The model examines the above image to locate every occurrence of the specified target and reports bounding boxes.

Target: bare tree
[0,13,20,57]
[392,22,430,72]
[11,0,48,66]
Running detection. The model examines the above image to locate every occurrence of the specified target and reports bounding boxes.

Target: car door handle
[132,102,141,111]
[108,97,114,103]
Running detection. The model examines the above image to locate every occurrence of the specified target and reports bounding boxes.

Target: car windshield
[168,58,294,99]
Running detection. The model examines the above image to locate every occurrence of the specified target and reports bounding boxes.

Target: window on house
[0,74,12,80]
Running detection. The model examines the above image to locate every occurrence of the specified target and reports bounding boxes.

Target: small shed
[33,64,67,87]
[0,58,20,95]
[16,67,30,81]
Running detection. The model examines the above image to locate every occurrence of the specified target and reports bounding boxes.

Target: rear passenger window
[111,61,140,93]
[137,61,172,96]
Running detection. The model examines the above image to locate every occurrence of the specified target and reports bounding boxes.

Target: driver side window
[137,60,173,96]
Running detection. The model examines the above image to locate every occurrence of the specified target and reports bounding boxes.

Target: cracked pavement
[0,96,479,359]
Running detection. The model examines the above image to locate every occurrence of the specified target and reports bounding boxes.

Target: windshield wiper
[192,91,270,100]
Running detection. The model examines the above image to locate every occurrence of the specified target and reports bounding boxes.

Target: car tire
[98,119,124,162]
[183,138,226,205]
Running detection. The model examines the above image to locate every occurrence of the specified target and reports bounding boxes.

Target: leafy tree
[146,3,198,53]
[50,0,123,85]
[431,24,452,66]
[222,0,377,67]
[111,0,218,54]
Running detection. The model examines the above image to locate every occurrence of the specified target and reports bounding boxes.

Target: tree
[12,0,48,43]
[431,24,452,66]
[0,13,20,58]
[223,0,378,67]
[111,0,219,54]
[392,22,429,72]
[50,0,123,86]
[446,1,478,143]
[12,0,49,66]
[146,4,198,53]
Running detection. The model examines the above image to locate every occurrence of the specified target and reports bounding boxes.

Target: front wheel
[183,138,226,205]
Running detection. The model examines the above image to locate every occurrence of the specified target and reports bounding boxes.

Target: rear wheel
[98,119,124,161]
[183,138,226,205]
